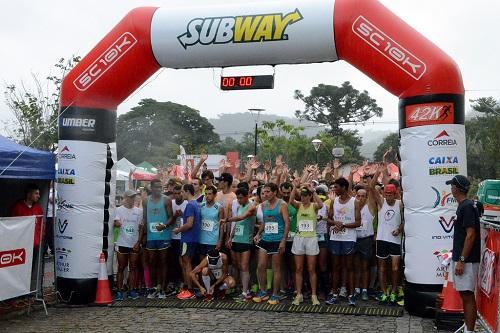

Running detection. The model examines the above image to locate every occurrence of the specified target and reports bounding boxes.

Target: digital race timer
[220,75,274,91]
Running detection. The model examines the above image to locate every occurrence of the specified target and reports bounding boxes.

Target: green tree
[251,120,363,171]
[373,132,400,162]
[294,81,383,136]
[116,99,220,165]
[3,57,80,151]
[466,97,500,180]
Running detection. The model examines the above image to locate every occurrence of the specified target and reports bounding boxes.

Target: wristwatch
[459,255,466,262]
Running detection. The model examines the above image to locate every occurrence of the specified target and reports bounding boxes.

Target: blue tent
[0,135,55,179]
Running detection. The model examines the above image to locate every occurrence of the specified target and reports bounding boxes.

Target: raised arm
[191,152,208,179]
[369,165,384,209]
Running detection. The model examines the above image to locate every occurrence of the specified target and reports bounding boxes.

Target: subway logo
[177,9,303,49]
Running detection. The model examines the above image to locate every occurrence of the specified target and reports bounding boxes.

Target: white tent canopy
[116,157,136,182]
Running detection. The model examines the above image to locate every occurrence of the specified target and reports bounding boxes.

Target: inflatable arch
[56,0,466,305]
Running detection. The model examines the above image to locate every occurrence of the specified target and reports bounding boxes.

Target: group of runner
[113,153,404,307]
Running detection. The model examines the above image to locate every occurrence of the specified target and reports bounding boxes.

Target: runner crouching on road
[189,249,236,302]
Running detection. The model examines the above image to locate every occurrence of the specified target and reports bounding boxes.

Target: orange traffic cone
[441,271,463,312]
[95,252,113,305]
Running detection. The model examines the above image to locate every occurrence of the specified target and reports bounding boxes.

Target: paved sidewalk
[0,306,486,333]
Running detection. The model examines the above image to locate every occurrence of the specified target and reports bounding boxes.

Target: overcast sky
[1,0,499,136]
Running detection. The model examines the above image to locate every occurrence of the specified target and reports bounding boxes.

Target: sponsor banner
[151,0,336,69]
[476,224,500,333]
[0,216,35,300]
[59,107,116,143]
[400,124,467,284]
[55,211,103,279]
[405,102,454,127]
[56,140,111,279]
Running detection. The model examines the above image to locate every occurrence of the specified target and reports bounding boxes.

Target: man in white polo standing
[446,175,480,333]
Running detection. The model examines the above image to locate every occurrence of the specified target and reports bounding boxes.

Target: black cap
[445,175,470,191]
[207,249,220,265]
[216,172,233,184]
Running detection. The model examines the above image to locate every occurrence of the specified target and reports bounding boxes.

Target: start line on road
[112,298,404,317]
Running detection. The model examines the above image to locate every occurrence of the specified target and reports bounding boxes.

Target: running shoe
[397,286,404,300]
[244,291,254,301]
[348,295,356,307]
[311,295,320,306]
[361,290,369,301]
[292,293,303,306]
[339,286,348,298]
[378,293,389,304]
[114,291,124,301]
[216,290,226,300]
[203,293,214,302]
[252,290,269,303]
[251,284,259,294]
[147,288,157,299]
[235,292,253,302]
[325,294,339,305]
[158,291,166,299]
[165,286,176,297]
[267,294,280,305]
[128,290,140,300]
[176,289,195,300]
[389,293,397,305]
[397,299,404,307]
[278,290,288,301]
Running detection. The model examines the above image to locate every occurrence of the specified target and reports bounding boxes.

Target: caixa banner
[400,124,467,285]
[0,216,35,301]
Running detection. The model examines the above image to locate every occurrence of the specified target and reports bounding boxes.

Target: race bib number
[298,220,314,232]
[213,269,222,279]
[264,222,279,234]
[124,225,135,235]
[234,224,244,236]
[202,220,215,232]
[150,222,162,233]
[317,233,325,242]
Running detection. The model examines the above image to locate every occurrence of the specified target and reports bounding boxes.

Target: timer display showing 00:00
[220,75,274,90]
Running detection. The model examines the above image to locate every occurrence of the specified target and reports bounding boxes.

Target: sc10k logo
[73,32,137,91]
[0,248,26,268]
[178,9,303,49]
[352,15,426,80]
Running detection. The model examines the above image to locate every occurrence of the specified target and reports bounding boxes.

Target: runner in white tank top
[369,165,404,304]
[354,187,376,301]
[326,177,361,306]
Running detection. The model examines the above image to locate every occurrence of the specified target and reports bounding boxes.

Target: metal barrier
[477,220,500,333]
[0,215,48,315]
